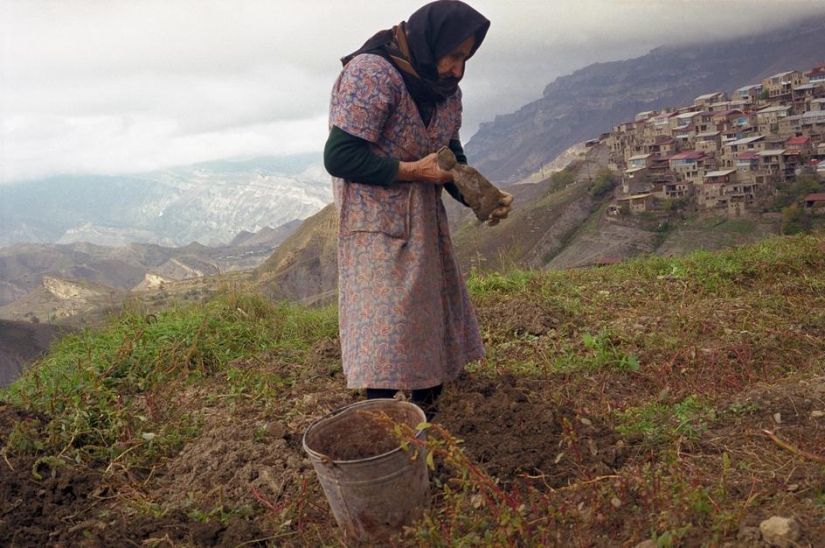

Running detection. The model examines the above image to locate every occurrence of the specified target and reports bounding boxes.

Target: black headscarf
[342,1,490,122]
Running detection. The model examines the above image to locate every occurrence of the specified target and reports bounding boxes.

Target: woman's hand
[486,191,513,226]
[396,153,454,185]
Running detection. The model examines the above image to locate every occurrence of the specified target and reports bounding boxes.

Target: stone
[437,146,512,224]
[267,421,287,440]
[759,516,801,547]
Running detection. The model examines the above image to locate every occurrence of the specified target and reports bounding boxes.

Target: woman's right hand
[396,153,454,185]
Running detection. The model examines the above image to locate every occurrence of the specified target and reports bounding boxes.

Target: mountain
[252,141,789,304]
[5,17,824,312]
[0,155,331,248]
[0,319,65,387]
[230,219,303,247]
[465,15,825,184]
[0,221,299,310]
[254,204,339,306]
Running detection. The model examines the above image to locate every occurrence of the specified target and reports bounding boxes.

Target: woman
[324,0,509,418]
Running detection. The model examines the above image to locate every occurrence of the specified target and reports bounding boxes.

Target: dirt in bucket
[310,405,421,461]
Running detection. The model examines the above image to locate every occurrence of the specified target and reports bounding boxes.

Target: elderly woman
[324,0,509,419]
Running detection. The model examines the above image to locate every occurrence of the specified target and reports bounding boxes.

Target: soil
[305,402,425,461]
[2,331,824,546]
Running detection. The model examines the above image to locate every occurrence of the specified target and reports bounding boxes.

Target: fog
[2,0,824,183]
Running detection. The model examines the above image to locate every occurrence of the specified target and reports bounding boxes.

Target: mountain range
[3,15,825,322]
[465,14,825,184]
[0,155,331,248]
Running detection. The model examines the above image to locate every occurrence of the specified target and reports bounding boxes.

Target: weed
[617,395,714,444]
[581,330,641,372]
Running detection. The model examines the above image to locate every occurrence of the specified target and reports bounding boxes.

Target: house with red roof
[669,151,708,183]
[786,136,812,154]
[735,151,759,172]
[806,63,825,85]
[804,192,825,214]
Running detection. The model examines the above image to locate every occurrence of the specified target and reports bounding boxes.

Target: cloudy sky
[2,0,824,184]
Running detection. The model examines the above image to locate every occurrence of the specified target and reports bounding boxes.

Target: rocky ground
[2,338,823,546]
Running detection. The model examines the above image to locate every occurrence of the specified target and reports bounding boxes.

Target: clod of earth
[437,146,512,224]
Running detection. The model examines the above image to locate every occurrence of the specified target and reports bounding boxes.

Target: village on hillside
[598,63,825,217]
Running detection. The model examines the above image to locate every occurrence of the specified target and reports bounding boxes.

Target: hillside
[0,229,297,311]
[252,142,789,302]
[0,320,64,388]
[254,203,339,306]
[465,15,825,184]
[0,156,330,248]
[2,234,824,546]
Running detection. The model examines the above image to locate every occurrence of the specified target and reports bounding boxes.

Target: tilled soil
[2,347,825,546]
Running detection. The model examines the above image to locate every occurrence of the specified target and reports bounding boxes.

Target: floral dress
[330,53,484,390]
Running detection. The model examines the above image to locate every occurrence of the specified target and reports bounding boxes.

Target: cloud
[2,0,824,183]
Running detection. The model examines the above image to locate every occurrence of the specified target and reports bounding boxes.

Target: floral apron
[329,54,484,389]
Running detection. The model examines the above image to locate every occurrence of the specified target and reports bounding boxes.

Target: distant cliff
[465,15,825,184]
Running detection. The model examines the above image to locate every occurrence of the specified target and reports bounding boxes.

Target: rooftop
[670,151,705,161]
[757,105,792,114]
[786,136,810,145]
[705,169,737,177]
[729,136,765,146]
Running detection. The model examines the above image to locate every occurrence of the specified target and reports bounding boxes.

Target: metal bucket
[302,399,429,543]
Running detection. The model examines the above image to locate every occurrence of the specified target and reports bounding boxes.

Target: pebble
[267,421,287,439]
[759,516,801,547]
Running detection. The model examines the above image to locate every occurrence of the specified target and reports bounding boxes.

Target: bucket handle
[304,400,426,468]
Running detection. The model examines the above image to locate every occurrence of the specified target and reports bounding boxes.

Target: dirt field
[2,337,824,546]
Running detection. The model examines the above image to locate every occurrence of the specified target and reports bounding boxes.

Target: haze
[2,0,824,184]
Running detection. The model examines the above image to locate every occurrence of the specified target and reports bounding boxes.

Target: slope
[466,15,825,184]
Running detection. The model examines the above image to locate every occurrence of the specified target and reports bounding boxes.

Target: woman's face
[436,35,475,80]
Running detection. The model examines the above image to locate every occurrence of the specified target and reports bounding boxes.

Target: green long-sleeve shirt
[323,125,468,206]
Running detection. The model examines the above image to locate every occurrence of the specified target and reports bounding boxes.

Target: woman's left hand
[486,191,513,226]
[396,153,454,185]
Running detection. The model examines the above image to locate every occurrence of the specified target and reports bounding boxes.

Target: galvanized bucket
[302,399,429,543]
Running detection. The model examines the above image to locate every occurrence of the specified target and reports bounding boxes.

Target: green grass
[3,232,825,546]
[2,287,337,468]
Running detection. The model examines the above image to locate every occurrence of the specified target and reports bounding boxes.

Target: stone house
[762,71,805,101]
[800,110,825,138]
[803,192,825,214]
[627,154,654,169]
[782,151,802,180]
[673,125,697,148]
[724,135,765,159]
[735,152,759,173]
[734,84,763,104]
[648,112,679,135]
[805,64,825,86]
[697,169,736,209]
[695,131,722,154]
[778,115,803,138]
[622,167,650,194]
[792,83,819,108]
[694,92,728,109]
[669,151,708,183]
[785,135,812,154]
[616,193,654,213]
[756,150,787,182]
[756,105,792,133]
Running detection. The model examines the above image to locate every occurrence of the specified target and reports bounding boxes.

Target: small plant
[617,395,714,444]
[582,330,640,372]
